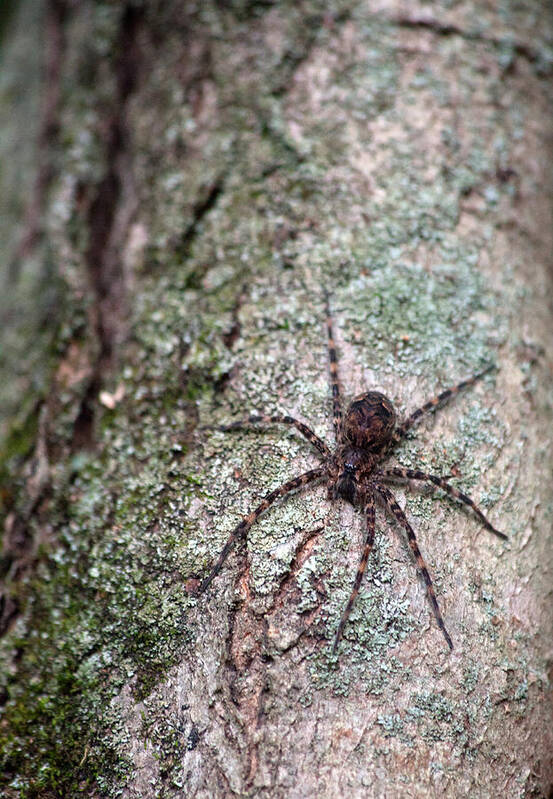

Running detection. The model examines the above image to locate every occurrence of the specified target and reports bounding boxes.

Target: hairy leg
[332,494,376,654]
[378,467,506,540]
[392,366,494,444]
[217,415,330,457]
[375,483,453,650]
[197,467,324,594]
[324,292,343,440]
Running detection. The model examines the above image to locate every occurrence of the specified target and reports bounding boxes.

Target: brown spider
[198,296,506,652]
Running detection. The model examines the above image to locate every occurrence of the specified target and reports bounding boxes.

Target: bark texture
[1,1,552,798]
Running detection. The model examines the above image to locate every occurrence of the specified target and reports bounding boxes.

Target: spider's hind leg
[332,494,376,653]
[378,467,506,540]
[376,483,453,650]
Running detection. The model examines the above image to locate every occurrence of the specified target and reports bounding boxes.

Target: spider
[197,295,507,653]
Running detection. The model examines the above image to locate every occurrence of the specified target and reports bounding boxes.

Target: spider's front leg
[324,292,343,440]
[379,467,506,540]
[392,366,495,445]
[196,467,324,594]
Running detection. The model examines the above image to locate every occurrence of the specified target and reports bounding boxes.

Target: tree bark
[1,1,552,797]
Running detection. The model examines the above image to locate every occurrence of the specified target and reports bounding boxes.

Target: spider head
[343,391,396,452]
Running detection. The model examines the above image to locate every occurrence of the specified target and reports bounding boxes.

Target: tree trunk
[1,1,552,797]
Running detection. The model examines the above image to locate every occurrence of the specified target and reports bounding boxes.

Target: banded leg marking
[379,467,506,540]
[197,467,324,594]
[376,483,453,650]
[324,293,343,441]
[220,415,330,457]
[393,366,494,444]
[333,494,376,653]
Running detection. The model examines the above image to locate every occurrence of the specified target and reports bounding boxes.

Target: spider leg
[324,292,343,441]
[378,467,507,540]
[375,483,453,650]
[332,493,376,654]
[197,467,324,594]
[218,415,330,457]
[392,365,494,444]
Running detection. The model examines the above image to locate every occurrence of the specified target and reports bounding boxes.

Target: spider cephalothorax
[197,297,506,653]
[333,392,396,504]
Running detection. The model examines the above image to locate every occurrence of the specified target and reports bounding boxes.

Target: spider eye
[345,462,356,473]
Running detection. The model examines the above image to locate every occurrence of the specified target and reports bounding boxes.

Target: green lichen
[406,692,455,742]
[376,713,408,741]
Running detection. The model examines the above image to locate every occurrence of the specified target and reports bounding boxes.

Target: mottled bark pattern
[1,0,552,797]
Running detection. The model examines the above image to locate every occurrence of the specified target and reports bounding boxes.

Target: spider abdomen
[343,391,396,451]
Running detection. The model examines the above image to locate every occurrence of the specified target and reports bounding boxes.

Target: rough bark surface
[1,1,552,798]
